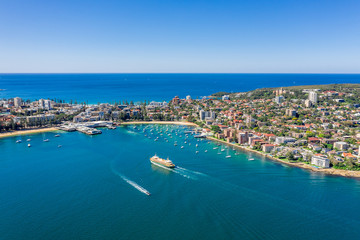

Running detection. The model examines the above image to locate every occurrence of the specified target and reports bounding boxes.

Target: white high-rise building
[44,100,52,110]
[309,91,318,104]
[39,99,45,109]
[13,97,22,107]
[274,95,284,104]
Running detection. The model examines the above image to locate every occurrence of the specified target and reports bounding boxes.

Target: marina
[1,123,360,240]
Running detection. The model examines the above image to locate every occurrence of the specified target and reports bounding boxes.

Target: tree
[286,151,295,161]
[211,125,221,133]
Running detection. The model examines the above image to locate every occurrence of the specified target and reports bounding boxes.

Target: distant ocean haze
[0,73,359,103]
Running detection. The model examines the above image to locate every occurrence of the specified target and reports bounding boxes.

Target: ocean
[0,73,360,103]
[0,124,360,239]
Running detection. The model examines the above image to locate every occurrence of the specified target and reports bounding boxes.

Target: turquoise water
[1,73,360,103]
[1,124,360,239]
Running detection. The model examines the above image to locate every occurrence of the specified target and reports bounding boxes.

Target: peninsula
[1,83,360,177]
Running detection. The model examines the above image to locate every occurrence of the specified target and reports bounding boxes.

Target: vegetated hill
[211,91,231,97]
[265,83,360,91]
[229,83,360,100]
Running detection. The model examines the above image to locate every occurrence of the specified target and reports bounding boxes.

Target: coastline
[1,121,358,179]
[0,127,58,139]
[207,137,360,179]
[121,122,360,178]
[120,121,198,127]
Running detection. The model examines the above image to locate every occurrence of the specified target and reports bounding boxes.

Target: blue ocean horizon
[1,73,359,103]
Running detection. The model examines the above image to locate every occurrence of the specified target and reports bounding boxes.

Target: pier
[57,121,115,135]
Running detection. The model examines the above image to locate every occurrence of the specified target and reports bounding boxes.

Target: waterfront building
[311,155,330,168]
[248,136,261,145]
[262,144,275,153]
[26,114,55,124]
[238,132,249,144]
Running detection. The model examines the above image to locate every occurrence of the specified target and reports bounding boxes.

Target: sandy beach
[207,136,360,179]
[0,128,58,139]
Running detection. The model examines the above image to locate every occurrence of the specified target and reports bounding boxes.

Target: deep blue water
[1,124,360,240]
[0,73,359,103]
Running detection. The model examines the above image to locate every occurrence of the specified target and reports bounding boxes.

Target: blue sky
[0,0,359,73]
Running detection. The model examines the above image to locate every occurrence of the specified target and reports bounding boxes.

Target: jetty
[57,121,115,135]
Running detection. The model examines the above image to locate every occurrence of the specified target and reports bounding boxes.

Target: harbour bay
[0,124,360,239]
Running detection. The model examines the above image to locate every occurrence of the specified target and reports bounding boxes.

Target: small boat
[196,151,199,154]
[213,147,218,150]
[226,155,231,158]
[55,134,60,137]
[181,146,184,149]
[27,144,31,147]
[16,140,22,143]
[184,141,187,144]
[58,145,62,148]
[43,139,49,142]
[221,149,225,152]
[205,150,208,152]
[217,152,222,154]
[196,144,198,147]
[249,158,255,161]
[26,139,31,142]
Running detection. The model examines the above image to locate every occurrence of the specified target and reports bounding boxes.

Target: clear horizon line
[1,72,360,74]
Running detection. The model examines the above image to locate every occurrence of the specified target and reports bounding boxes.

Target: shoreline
[207,137,360,179]
[1,121,359,179]
[120,121,198,127]
[0,127,58,139]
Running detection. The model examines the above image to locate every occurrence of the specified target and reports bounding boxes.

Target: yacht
[16,140,22,143]
[226,155,231,158]
[43,139,49,142]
